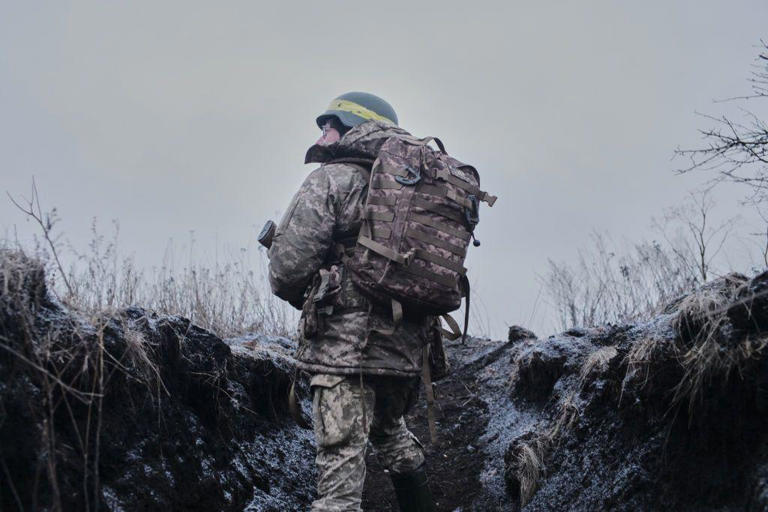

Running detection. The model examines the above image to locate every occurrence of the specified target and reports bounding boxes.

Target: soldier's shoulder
[314,162,367,189]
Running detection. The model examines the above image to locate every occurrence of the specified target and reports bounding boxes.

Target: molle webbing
[409,214,471,241]
[416,185,474,209]
[410,197,467,225]
[371,175,403,190]
[371,225,392,239]
[414,249,466,274]
[435,169,497,206]
[365,209,395,222]
[358,236,412,265]
[340,132,495,341]
[400,264,455,288]
[405,228,466,257]
[367,195,398,206]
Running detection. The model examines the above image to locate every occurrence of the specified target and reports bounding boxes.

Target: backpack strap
[288,369,311,430]
[461,275,470,344]
[439,314,462,341]
[422,344,439,444]
[358,236,414,266]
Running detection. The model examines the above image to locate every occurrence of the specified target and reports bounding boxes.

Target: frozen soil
[0,252,316,511]
[363,272,768,511]
[4,250,768,511]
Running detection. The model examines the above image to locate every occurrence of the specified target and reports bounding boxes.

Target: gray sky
[2,1,767,338]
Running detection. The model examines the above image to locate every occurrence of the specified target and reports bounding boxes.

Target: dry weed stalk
[620,276,768,421]
[546,392,580,444]
[545,232,700,331]
[621,335,666,403]
[0,253,180,511]
[579,346,618,388]
[513,391,583,507]
[516,437,548,507]
[671,282,746,416]
[6,182,295,338]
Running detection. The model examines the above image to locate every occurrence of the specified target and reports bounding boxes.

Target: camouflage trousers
[309,373,425,512]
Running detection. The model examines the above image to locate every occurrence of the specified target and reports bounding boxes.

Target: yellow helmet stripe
[327,99,395,124]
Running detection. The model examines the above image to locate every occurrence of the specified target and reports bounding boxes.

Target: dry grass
[1,252,190,511]
[622,335,666,402]
[546,392,580,443]
[621,274,768,420]
[546,232,700,331]
[3,218,295,339]
[515,436,548,507]
[670,278,766,415]
[579,346,618,388]
[511,391,583,507]
[1,185,296,509]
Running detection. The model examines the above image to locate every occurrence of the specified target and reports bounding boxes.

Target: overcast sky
[2,1,767,338]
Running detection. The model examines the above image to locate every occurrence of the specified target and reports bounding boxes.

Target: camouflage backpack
[336,134,496,340]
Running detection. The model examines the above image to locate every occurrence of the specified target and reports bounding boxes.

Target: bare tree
[750,206,768,267]
[676,41,768,204]
[653,190,737,283]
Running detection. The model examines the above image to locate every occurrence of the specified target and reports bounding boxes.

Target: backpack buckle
[465,194,480,227]
[395,166,421,186]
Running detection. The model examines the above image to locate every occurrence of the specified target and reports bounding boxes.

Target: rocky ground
[3,250,768,511]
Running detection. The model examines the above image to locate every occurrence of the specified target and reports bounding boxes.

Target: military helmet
[316,91,398,129]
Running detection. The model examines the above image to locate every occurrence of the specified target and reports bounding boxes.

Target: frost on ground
[0,250,315,512]
[363,272,768,511]
[3,250,768,511]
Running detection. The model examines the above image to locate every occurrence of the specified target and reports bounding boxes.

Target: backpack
[335,134,496,340]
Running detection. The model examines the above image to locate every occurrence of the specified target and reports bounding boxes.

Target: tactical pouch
[301,265,343,339]
[313,265,343,312]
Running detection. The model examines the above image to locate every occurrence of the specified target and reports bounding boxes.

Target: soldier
[268,92,436,512]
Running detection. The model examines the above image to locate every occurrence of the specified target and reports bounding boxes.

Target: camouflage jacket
[268,121,432,377]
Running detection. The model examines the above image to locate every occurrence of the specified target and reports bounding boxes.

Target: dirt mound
[4,250,768,511]
[502,272,768,511]
[0,252,315,511]
[364,272,768,511]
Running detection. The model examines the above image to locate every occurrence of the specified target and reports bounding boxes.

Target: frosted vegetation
[546,39,768,331]
[1,181,762,341]
[3,185,295,338]
[4,42,767,338]
[544,191,746,331]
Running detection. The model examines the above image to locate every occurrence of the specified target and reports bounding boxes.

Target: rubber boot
[390,464,436,512]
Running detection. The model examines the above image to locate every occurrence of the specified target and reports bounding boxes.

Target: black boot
[390,464,436,512]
